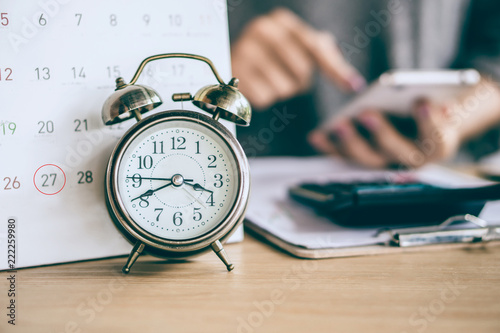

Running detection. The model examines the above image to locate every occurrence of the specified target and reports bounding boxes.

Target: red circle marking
[33,164,67,195]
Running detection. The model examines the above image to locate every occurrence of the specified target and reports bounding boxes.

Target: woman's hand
[231,8,365,110]
[308,100,460,168]
[309,80,500,169]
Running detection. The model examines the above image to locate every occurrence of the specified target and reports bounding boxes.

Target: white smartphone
[332,69,481,120]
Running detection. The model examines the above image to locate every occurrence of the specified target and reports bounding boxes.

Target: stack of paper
[245,157,500,255]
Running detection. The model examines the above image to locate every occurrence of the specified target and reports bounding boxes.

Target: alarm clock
[101,53,251,274]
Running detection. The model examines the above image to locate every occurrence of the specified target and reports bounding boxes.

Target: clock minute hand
[127,176,193,182]
[131,182,173,202]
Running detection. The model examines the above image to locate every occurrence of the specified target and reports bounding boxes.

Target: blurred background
[228,0,500,172]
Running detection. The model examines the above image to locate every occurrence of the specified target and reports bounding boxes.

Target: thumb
[413,99,459,161]
[414,99,437,139]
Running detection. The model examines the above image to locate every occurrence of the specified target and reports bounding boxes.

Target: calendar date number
[3,177,20,190]
[77,171,93,184]
[1,121,16,135]
[38,121,54,134]
[0,13,8,26]
[0,68,13,81]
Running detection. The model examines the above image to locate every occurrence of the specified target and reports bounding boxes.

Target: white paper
[0,0,242,270]
[246,157,499,250]
[478,150,500,179]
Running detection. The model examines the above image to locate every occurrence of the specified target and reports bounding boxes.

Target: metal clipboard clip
[376,214,500,247]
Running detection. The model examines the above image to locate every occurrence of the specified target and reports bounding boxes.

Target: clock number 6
[173,212,183,226]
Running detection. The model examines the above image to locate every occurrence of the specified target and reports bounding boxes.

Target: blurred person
[229,0,500,168]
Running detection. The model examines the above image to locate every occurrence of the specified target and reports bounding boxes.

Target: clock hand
[131,182,173,202]
[184,181,213,194]
[127,176,193,182]
[182,188,207,209]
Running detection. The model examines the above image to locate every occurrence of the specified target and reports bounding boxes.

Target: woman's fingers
[327,119,388,168]
[231,7,366,110]
[308,130,339,155]
[357,111,425,167]
[248,10,315,89]
[269,8,366,92]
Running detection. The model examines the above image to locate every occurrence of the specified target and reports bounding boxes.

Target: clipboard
[245,156,500,259]
[245,214,500,259]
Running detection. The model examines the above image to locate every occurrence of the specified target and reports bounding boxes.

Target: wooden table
[1,233,499,333]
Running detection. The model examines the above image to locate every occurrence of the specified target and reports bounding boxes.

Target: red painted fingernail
[417,105,430,118]
[348,75,366,92]
[332,123,352,139]
[359,114,380,131]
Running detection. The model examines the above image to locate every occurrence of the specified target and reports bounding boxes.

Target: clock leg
[122,242,145,274]
[211,240,234,271]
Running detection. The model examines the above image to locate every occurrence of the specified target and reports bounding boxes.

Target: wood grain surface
[1,234,499,333]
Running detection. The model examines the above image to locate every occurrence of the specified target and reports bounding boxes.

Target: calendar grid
[0,0,241,270]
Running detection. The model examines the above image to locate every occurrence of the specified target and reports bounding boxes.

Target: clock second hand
[131,182,173,202]
[182,188,207,209]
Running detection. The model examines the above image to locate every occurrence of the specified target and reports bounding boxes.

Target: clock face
[115,118,240,241]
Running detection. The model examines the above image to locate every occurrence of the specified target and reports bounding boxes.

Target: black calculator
[289,180,500,226]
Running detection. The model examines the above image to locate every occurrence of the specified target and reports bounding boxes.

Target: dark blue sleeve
[455,0,500,82]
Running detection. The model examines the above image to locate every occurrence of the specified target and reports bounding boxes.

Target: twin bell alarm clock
[101,53,251,274]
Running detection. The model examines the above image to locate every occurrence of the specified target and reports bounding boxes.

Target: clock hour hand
[131,182,173,202]
[184,181,213,194]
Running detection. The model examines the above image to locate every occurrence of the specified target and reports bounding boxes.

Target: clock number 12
[171,136,186,150]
